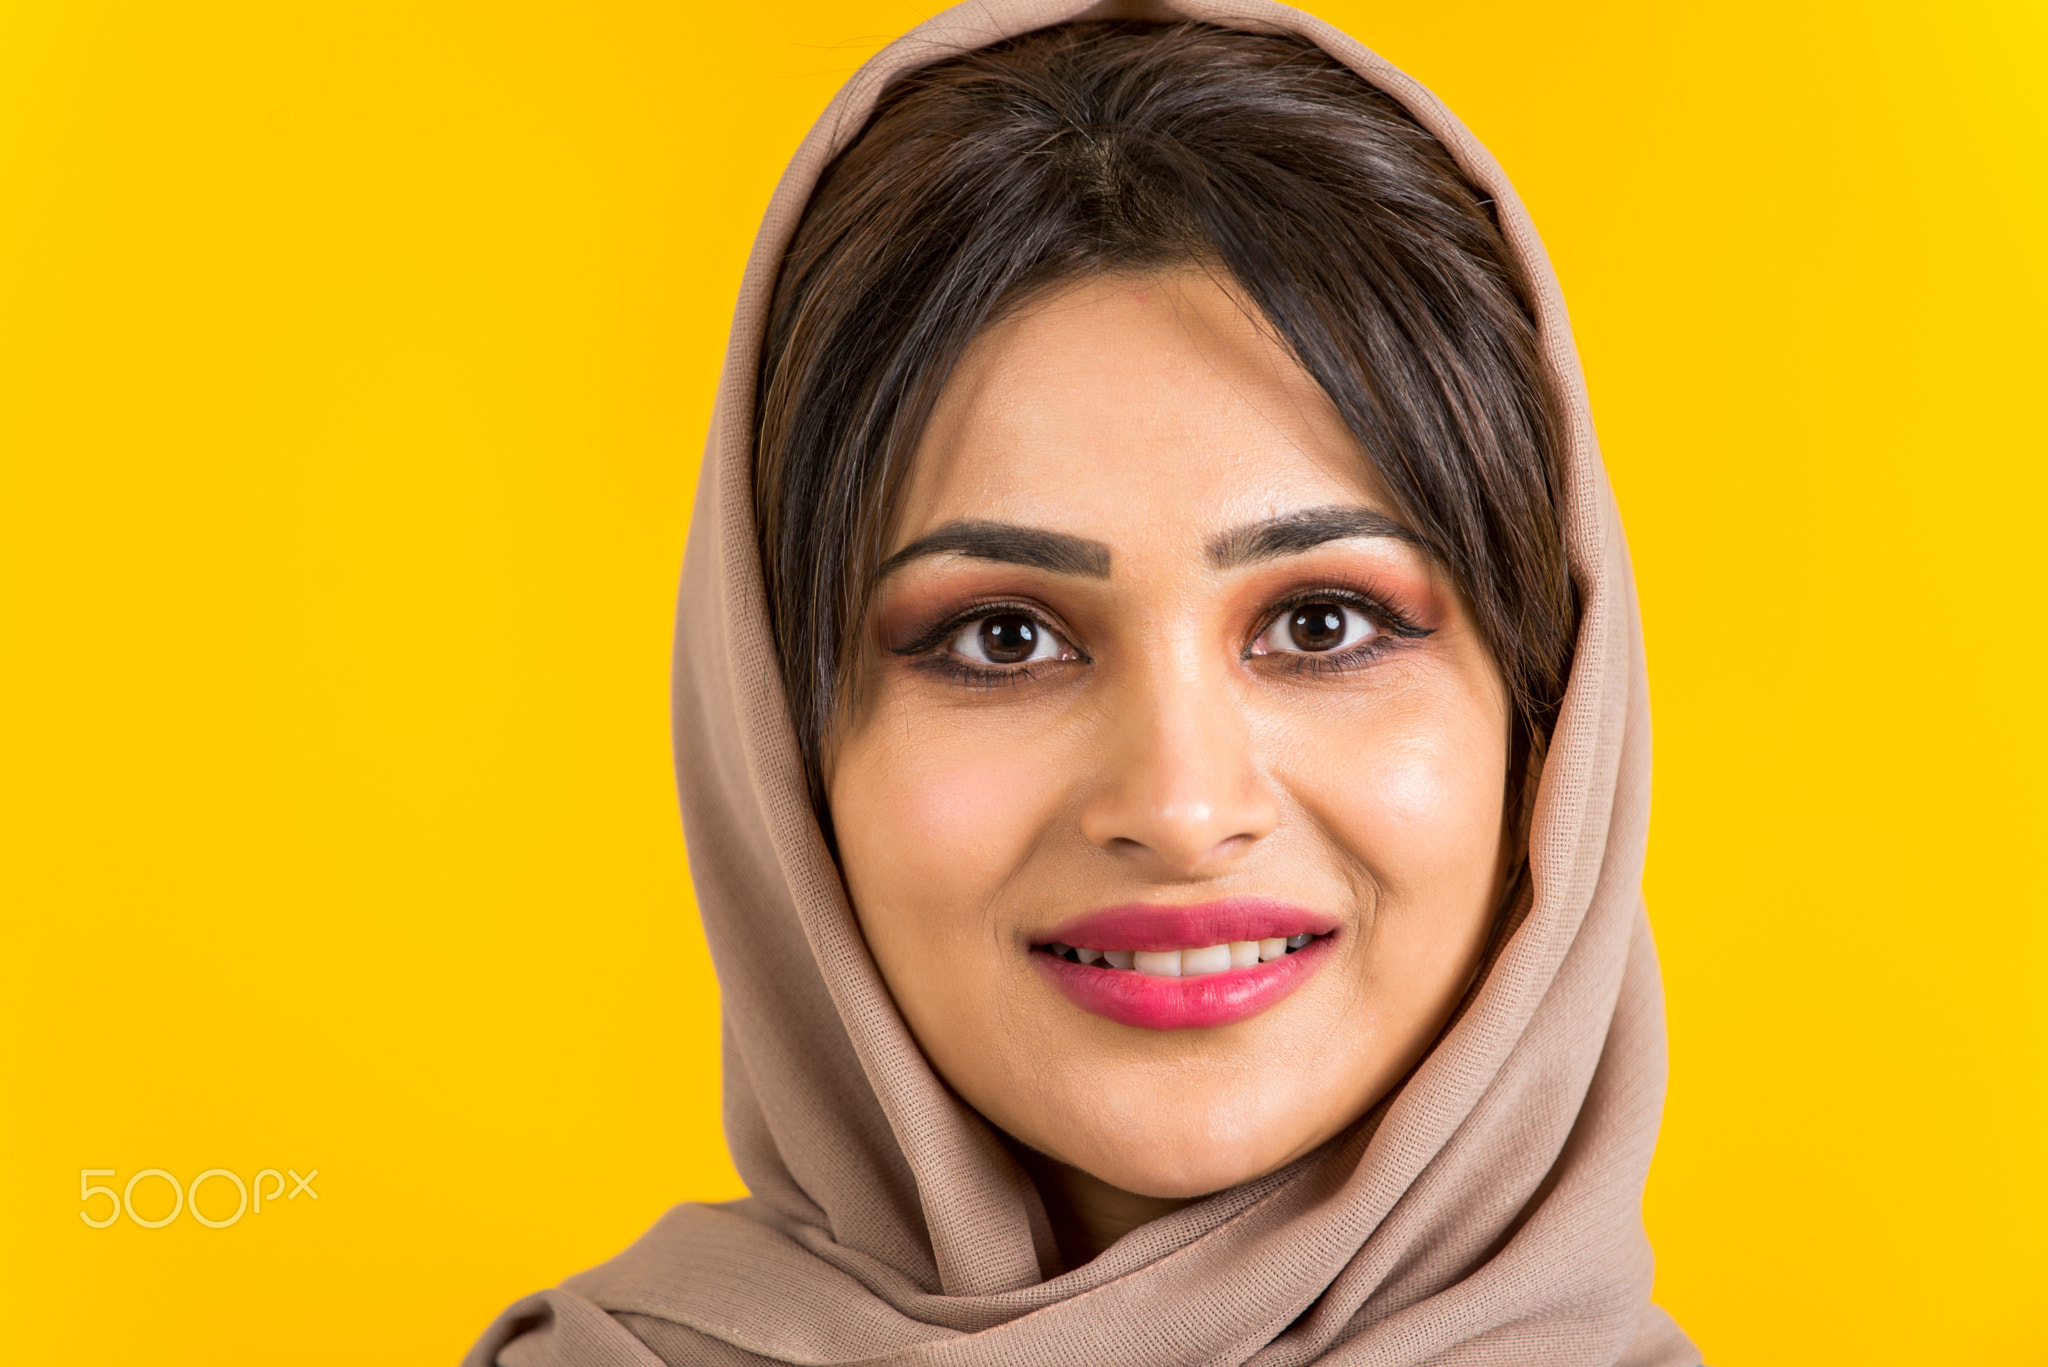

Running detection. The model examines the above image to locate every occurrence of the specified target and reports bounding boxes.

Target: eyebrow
[1205,505,1425,569]
[878,519,1113,579]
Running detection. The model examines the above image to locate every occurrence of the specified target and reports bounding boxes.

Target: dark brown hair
[756,21,1576,819]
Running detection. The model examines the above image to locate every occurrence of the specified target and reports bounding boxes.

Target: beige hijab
[468,2,1696,1362]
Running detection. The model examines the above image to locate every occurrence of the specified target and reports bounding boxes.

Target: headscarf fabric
[469,3,1698,1363]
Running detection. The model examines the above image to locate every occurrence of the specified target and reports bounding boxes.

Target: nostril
[1099,828,1266,871]
[1077,735,1282,870]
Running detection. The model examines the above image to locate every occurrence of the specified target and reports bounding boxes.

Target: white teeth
[1054,936,1318,973]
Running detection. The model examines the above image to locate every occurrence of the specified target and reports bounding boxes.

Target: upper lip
[1035,897,1337,953]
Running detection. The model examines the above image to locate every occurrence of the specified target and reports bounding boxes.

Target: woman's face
[827,271,1514,1200]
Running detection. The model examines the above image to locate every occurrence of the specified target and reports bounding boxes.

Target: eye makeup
[889,598,1087,689]
[1244,581,1434,677]
[881,574,1435,691]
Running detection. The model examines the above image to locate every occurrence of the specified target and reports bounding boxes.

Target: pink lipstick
[1030,898,1336,1030]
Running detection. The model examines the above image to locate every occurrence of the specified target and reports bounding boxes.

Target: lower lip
[1033,936,1333,1031]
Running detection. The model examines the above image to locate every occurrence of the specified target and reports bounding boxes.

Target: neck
[1014,1148,1189,1270]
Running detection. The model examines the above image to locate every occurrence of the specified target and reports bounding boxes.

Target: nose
[1077,658,1280,877]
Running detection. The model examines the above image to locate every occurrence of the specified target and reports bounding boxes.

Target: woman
[470,2,1697,1363]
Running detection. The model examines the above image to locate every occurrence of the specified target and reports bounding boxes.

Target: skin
[825,270,1515,1266]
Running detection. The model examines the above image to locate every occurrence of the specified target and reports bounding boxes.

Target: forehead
[898,271,1388,546]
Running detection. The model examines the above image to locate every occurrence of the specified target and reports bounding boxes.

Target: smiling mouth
[1040,935,1319,977]
[1028,899,1335,1030]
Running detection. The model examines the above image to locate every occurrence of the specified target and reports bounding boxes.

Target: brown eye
[947,610,1073,667]
[979,613,1039,663]
[1252,600,1378,657]
[1288,605,1345,651]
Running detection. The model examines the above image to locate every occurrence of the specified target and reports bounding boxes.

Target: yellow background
[2,1,2041,1362]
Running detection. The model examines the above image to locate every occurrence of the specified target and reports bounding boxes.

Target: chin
[1110,1162,1274,1201]
[1034,1090,1319,1200]
[1076,1138,1300,1200]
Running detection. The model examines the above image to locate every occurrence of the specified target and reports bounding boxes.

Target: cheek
[1286,687,1508,902]
[831,719,1067,947]
[830,716,1078,1103]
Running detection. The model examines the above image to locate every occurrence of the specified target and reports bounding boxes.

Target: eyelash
[893,600,1083,690]
[893,585,1431,689]
[1250,586,1431,676]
